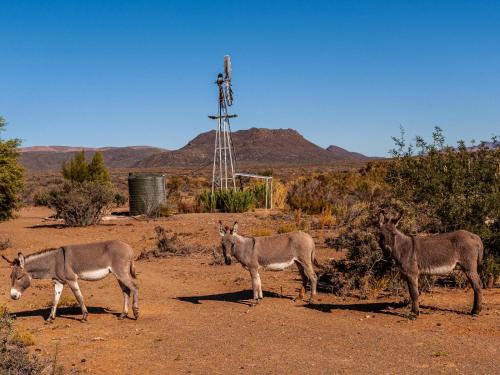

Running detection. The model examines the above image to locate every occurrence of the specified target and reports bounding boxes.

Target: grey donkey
[219,221,318,303]
[2,240,139,322]
[378,211,483,316]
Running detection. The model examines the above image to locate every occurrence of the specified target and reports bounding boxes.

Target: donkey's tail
[311,245,323,269]
[130,260,137,279]
[477,239,484,284]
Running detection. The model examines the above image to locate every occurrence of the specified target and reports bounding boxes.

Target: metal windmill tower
[209,55,238,192]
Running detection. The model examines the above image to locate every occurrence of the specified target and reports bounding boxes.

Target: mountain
[135,128,371,168]
[20,146,167,171]
[20,128,373,172]
[326,145,370,161]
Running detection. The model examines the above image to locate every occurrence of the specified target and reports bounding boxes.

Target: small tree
[0,116,24,221]
[62,150,88,183]
[88,151,110,183]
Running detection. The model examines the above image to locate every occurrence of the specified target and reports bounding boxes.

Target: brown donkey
[219,221,318,303]
[2,240,139,322]
[379,211,483,316]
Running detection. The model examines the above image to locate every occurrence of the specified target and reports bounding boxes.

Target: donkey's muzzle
[10,288,21,300]
[224,256,232,265]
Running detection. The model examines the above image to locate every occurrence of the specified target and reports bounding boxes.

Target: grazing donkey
[2,240,139,322]
[378,211,483,316]
[219,221,318,303]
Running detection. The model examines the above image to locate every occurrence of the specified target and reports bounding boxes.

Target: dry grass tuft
[252,228,273,237]
[277,223,297,234]
[11,330,35,347]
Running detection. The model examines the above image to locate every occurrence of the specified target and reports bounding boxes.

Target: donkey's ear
[231,222,238,234]
[18,253,25,268]
[218,221,225,237]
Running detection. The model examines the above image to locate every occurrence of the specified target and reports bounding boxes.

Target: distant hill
[20,128,375,171]
[326,145,371,161]
[135,128,373,168]
[20,146,167,172]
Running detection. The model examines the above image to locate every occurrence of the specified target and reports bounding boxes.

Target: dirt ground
[0,207,499,374]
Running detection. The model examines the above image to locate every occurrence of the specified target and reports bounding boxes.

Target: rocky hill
[135,128,372,167]
[20,128,373,171]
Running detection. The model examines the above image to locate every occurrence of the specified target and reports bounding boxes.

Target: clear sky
[1,1,499,156]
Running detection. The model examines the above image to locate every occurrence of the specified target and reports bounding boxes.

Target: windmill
[209,55,238,192]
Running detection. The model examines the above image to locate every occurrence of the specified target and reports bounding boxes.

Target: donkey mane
[26,247,59,260]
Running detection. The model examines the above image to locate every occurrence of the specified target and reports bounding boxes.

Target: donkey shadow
[12,306,114,321]
[176,289,293,307]
[300,301,408,317]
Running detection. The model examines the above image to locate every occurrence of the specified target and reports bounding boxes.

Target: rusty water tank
[128,173,166,216]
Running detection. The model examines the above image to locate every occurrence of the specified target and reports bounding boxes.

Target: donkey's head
[378,211,403,255]
[2,253,31,300]
[219,221,238,265]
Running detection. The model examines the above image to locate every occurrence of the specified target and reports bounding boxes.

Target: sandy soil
[0,207,499,374]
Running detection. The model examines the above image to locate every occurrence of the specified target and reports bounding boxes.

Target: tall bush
[0,116,24,221]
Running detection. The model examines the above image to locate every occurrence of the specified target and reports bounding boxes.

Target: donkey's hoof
[133,308,139,320]
[118,313,127,320]
[471,310,481,317]
[45,318,54,324]
[406,312,418,320]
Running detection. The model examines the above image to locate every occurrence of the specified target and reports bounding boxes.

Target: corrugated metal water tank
[128,173,166,216]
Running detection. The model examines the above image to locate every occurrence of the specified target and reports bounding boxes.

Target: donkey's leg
[117,276,139,319]
[303,262,317,303]
[293,261,307,302]
[249,268,262,303]
[47,281,64,322]
[67,280,89,322]
[117,280,130,320]
[406,275,420,316]
[464,271,482,315]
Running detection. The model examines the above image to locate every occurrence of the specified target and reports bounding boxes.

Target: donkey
[378,211,483,316]
[219,221,318,303]
[2,240,139,322]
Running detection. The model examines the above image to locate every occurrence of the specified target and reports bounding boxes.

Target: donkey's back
[415,230,483,274]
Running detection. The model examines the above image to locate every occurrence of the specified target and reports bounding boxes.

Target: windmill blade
[224,55,232,81]
[225,84,233,106]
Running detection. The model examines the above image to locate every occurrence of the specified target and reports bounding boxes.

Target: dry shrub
[46,181,114,226]
[177,196,198,213]
[0,238,11,251]
[272,180,288,209]
[277,223,297,234]
[293,209,302,227]
[209,247,225,266]
[318,207,335,229]
[252,227,273,237]
[0,306,63,374]
[137,226,212,260]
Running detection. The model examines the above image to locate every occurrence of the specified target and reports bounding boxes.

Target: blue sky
[1,1,499,156]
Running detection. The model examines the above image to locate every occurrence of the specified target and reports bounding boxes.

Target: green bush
[0,117,24,221]
[197,189,255,213]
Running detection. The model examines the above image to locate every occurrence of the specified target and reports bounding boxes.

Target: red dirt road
[1,208,499,374]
